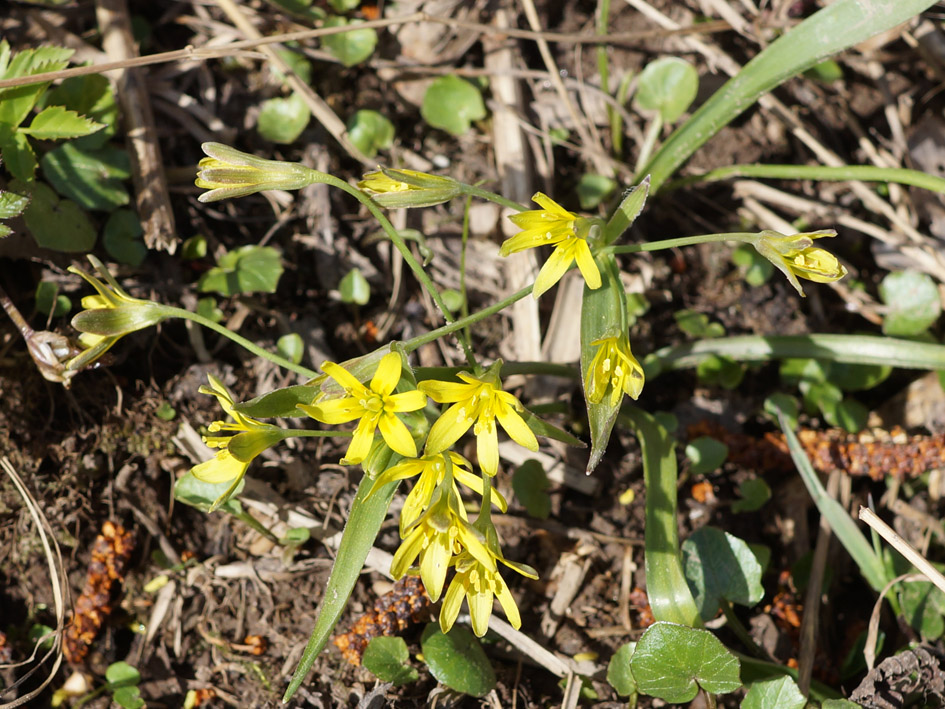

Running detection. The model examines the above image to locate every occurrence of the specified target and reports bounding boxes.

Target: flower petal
[321,360,366,393]
[298,397,363,424]
[378,411,418,458]
[494,576,522,629]
[467,583,494,637]
[533,244,573,298]
[388,389,427,412]
[390,527,425,579]
[370,352,403,396]
[439,576,466,634]
[421,533,452,602]
[573,239,601,289]
[342,415,377,464]
[424,402,473,455]
[418,379,473,403]
[191,450,247,484]
[495,398,538,451]
[476,418,500,477]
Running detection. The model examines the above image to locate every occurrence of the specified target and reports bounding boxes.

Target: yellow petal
[418,379,473,403]
[495,396,538,451]
[439,576,466,634]
[424,402,473,455]
[298,397,363,424]
[388,389,427,413]
[321,360,366,393]
[533,244,573,298]
[370,352,403,396]
[467,584,494,637]
[421,533,452,602]
[476,422,500,477]
[573,239,601,289]
[378,411,418,458]
[342,415,378,464]
[494,576,522,629]
[191,450,247,484]
[390,527,425,579]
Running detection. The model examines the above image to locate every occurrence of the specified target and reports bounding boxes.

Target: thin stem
[720,599,771,661]
[232,509,279,543]
[162,305,319,378]
[596,0,617,162]
[458,183,529,212]
[414,360,577,381]
[460,196,478,370]
[603,232,757,254]
[634,114,662,177]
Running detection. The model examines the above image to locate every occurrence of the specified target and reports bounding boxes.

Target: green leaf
[763,393,799,430]
[732,243,774,286]
[181,234,208,260]
[880,270,941,337]
[284,471,399,702]
[732,477,771,514]
[603,177,649,246]
[635,57,699,123]
[900,580,945,639]
[630,622,741,702]
[675,309,725,338]
[420,624,496,697]
[780,357,828,385]
[696,354,744,389]
[103,209,147,267]
[277,333,304,365]
[512,459,551,519]
[362,637,419,686]
[741,676,806,709]
[16,180,96,252]
[685,436,728,476]
[327,0,361,10]
[234,385,318,418]
[577,173,617,210]
[347,109,395,159]
[111,687,144,709]
[441,289,464,313]
[273,47,313,85]
[805,59,844,83]
[105,661,141,688]
[421,76,487,137]
[322,17,377,67]
[155,402,176,421]
[173,471,245,515]
[520,408,584,448]
[836,397,868,433]
[800,379,842,418]
[21,105,104,140]
[0,128,38,181]
[257,92,310,144]
[262,0,326,22]
[828,361,891,391]
[682,527,764,622]
[0,44,73,129]
[196,297,223,324]
[41,142,131,210]
[606,642,638,698]
[0,189,29,220]
[198,245,284,296]
[339,267,370,305]
[822,701,863,708]
[35,281,71,317]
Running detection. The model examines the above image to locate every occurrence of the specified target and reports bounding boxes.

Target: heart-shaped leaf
[421,76,486,136]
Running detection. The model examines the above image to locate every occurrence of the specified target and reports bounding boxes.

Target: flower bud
[358,167,461,208]
[195,143,316,202]
[753,229,847,296]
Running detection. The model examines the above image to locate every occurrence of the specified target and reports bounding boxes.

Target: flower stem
[458,183,529,212]
[603,232,757,254]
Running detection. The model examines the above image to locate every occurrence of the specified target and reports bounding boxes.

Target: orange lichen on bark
[63,521,134,664]
[333,576,430,666]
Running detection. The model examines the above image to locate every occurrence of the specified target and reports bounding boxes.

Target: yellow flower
[500,193,602,298]
[195,142,315,202]
[753,229,847,297]
[585,334,645,405]
[67,255,169,373]
[358,168,461,208]
[439,532,538,637]
[390,487,495,602]
[299,352,427,464]
[371,452,508,535]
[419,361,538,477]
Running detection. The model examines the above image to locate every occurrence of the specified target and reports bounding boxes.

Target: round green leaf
[779,357,828,385]
[731,243,774,286]
[339,267,370,305]
[362,637,419,686]
[105,661,141,688]
[607,642,638,697]
[35,281,71,317]
[257,93,310,144]
[696,354,744,389]
[173,470,244,515]
[441,289,465,313]
[731,477,771,514]
[103,208,147,267]
[198,245,284,296]
[182,234,208,260]
[635,57,699,123]
[196,297,224,323]
[804,59,844,83]
[763,393,799,430]
[40,142,130,211]
[880,270,942,337]
[421,76,486,137]
[577,173,617,210]
[322,17,377,67]
[741,676,806,709]
[347,109,395,159]
[630,622,741,703]
[512,459,551,520]
[420,624,496,697]
[836,397,868,433]
[682,527,765,621]
[277,333,304,365]
[685,436,728,476]
[18,180,96,252]
[155,402,176,421]
[827,361,891,391]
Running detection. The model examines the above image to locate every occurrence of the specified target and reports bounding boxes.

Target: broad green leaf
[35,281,71,317]
[105,661,141,688]
[41,142,130,210]
[172,471,244,515]
[685,436,728,476]
[630,622,741,702]
[196,297,223,324]
[835,397,868,433]
[577,173,616,210]
[322,17,377,67]
[257,93,310,144]
[111,687,144,709]
[763,393,799,430]
[362,637,418,686]
[780,357,829,385]
[696,354,744,389]
[0,190,29,220]
[622,406,702,628]
[21,105,103,140]
[181,234,208,260]
[339,267,370,305]
[277,333,304,365]
[198,245,284,296]
[606,642,638,698]
[16,180,96,252]
[347,109,395,159]
[0,128,38,182]
[732,243,773,286]
[234,385,318,418]
[880,270,941,337]
[103,209,147,267]
[900,580,945,639]
[676,309,725,338]
[512,459,551,519]
[421,76,486,137]
[420,624,496,697]
[682,527,764,621]
[284,466,397,701]
[640,0,940,191]
[273,47,313,85]
[828,361,891,391]
[42,74,118,133]
[636,57,699,123]
[732,477,771,514]
[741,676,806,709]
[800,379,842,418]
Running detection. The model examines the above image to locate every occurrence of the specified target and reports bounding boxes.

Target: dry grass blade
[0,457,67,709]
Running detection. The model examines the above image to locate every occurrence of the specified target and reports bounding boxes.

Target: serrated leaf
[16,180,96,252]
[322,17,377,67]
[198,245,284,296]
[257,93,310,144]
[741,676,806,709]
[233,385,318,418]
[630,622,741,702]
[512,460,551,519]
[362,637,418,686]
[103,209,147,267]
[880,270,941,336]
[421,76,486,136]
[41,142,130,210]
[420,624,496,697]
[0,190,29,219]
[635,57,699,123]
[0,129,38,182]
[682,527,764,621]
[0,45,74,129]
[22,105,104,140]
[607,642,638,697]
[42,74,118,149]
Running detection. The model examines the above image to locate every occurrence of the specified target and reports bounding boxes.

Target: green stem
[634,115,662,177]
[163,306,319,378]
[458,183,528,212]
[232,509,279,543]
[603,232,756,255]
[401,285,534,354]
[596,0,617,162]
[666,162,945,195]
[414,360,577,381]
[720,599,770,660]
[460,196,478,370]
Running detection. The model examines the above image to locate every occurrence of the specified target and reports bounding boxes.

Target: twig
[859,506,945,596]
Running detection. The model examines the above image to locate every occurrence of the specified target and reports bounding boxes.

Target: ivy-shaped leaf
[198,245,284,296]
[682,527,764,622]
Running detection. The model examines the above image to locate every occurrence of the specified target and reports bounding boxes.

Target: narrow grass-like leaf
[640,0,938,191]
[621,405,701,627]
[283,472,399,702]
[777,411,888,592]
